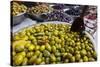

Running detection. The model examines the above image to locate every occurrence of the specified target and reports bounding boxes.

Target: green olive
[45,43,51,52]
[29,35,35,40]
[56,57,61,62]
[85,41,88,44]
[35,58,42,64]
[26,52,34,58]
[35,45,40,50]
[17,51,26,57]
[80,49,87,56]
[52,45,56,53]
[81,43,85,49]
[88,57,95,61]
[60,48,65,53]
[79,59,83,62]
[28,45,35,51]
[53,30,58,36]
[75,54,81,61]
[28,55,37,64]
[50,54,56,62]
[70,56,75,62]
[67,53,73,59]
[88,43,94,48]
[87,51,92,57]
[83,56,88,62]
[32,39,37,45]
[69,41,73,46]
[65,48,70,52]
[69,47,74,54]
[38,53,43,58]
[62,52,68,58]
[13,55,24,65]
[55,37,59,43]
[81,39,84,42]
[43,50,50,57]
[25,43,31,48]
[50,41,55,45]
[65,36,68,40]
[22,58,28,65]
[75,47,79,51]
[55,52,61,57]
[92,51,97,59]
[15,44,24,52]
[76,42,81,46]
[86,45,92,51]
[40,45,45,52]
[34,50,41,56]
[75,51,80,54]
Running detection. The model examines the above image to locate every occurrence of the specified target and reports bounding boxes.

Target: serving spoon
[71,5,89,35]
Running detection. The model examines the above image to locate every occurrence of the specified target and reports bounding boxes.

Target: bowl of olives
[11,22,97,66]
[11,2,27,26]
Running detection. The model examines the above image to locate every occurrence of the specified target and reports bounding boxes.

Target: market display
[11,1,97,66]
[12,23,97,66]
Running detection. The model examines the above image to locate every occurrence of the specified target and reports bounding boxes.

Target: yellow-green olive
[83,56,88,62]
[28,55,37,64]
[28,45,35,51]
[26,52,34,58]
[35,58,42,64]
[80,49,87,56]
[50,54,56,62]
[40,45,45,51]
[75,54,81,61]
[45,43,51,52]
[13,55,24,65]
[22,58,28,65]
[70,56,75,62]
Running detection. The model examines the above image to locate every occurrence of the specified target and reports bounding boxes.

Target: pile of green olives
[12,2,27,16]
[28,4,53,15]
[12,23,97,66]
